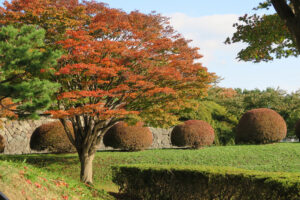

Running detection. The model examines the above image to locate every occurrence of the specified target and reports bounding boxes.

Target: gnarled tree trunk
[60,117,117,184]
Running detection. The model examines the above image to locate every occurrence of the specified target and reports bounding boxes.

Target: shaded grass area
[0,143,300,199]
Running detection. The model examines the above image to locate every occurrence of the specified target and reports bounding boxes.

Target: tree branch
[75,115,85,137]
[0,73,26,84]
[59,118,76,146]
[272,0,295,19]
[271,0,300,51]
[291,0,300,16]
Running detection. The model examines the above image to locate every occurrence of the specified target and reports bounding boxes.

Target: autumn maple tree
[225,0,300,62]
[1,0,216,184]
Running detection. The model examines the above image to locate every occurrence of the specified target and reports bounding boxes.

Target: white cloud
[167,13,242,65]
[169,13,238,36]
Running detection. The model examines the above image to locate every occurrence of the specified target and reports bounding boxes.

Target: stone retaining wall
[0,118,174,154]
[0,118,57,154]
[149,127,173,149]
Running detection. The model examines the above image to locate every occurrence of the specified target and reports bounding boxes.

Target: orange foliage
[218,88,237,98]
[0,0,101,47]
[0,98,18,119]
[46,5,216,120]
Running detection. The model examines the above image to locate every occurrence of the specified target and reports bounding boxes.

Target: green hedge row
[112,165,300,200]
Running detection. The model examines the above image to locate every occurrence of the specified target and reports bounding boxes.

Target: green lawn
[1,143,300,199]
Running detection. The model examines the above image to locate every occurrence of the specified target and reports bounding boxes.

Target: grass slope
[0,160,113,200]
[0,143,299,199]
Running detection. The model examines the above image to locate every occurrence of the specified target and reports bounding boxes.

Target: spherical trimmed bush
[171,120,215,149]
[236,108,287,144]
[0,135,5,153]
[30,121,76,153]
[295,119,300,141]
[103,122,153,151]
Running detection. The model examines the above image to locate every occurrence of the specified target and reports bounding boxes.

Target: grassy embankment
[0,143,299,199]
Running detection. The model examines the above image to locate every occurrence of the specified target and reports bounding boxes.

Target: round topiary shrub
[30,121,76,153]
[236,108,287,144]
[295,119,300,141]
[0,135,5,153]
[103,122,153,151]
[171,120,215,149]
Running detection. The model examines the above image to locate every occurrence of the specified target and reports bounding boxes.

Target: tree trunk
[293,22,300,51]
[271,0,300,51]
[79,153,95,184]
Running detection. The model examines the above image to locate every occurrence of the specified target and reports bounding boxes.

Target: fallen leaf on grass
[34,182,42,188]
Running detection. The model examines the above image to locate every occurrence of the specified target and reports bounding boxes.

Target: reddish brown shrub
[295,119,300,141]
[103,122,153,151]
[0,135,5,153]
[236,108,287,144]
[30,121,76,153]
[171,120,215,149]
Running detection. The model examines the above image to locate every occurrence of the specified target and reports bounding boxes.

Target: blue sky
[1,0,299,92]
[99,0,273,16]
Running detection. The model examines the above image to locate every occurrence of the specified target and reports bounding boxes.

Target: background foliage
[206,87,300,138]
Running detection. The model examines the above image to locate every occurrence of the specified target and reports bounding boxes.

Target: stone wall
[149,127,173,149]
[0,118,175,155]
[0,118,57,154]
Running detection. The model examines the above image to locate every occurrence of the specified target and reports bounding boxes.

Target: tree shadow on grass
[109,192,140,200]
[0,153,79,168]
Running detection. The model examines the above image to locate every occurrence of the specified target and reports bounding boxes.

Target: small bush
[30,121,76,153]
[0,135,5,153]
[112,165,300,200]
[171,120,214,148]
[103,122,153,151]
[236,108,287,144]
[295,119,300,141]
[176,100,237,146]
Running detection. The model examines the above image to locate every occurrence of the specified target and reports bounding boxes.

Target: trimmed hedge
[112,165,300,200]
[30,121,76,153]
[295,119,300,141]
[171,120,214,148]
[0,135,5,153]
[236,108,287,144]
[103,122,153,151]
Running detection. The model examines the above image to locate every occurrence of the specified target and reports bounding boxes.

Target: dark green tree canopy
[225,0,300,62]
[0,25,61,119]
